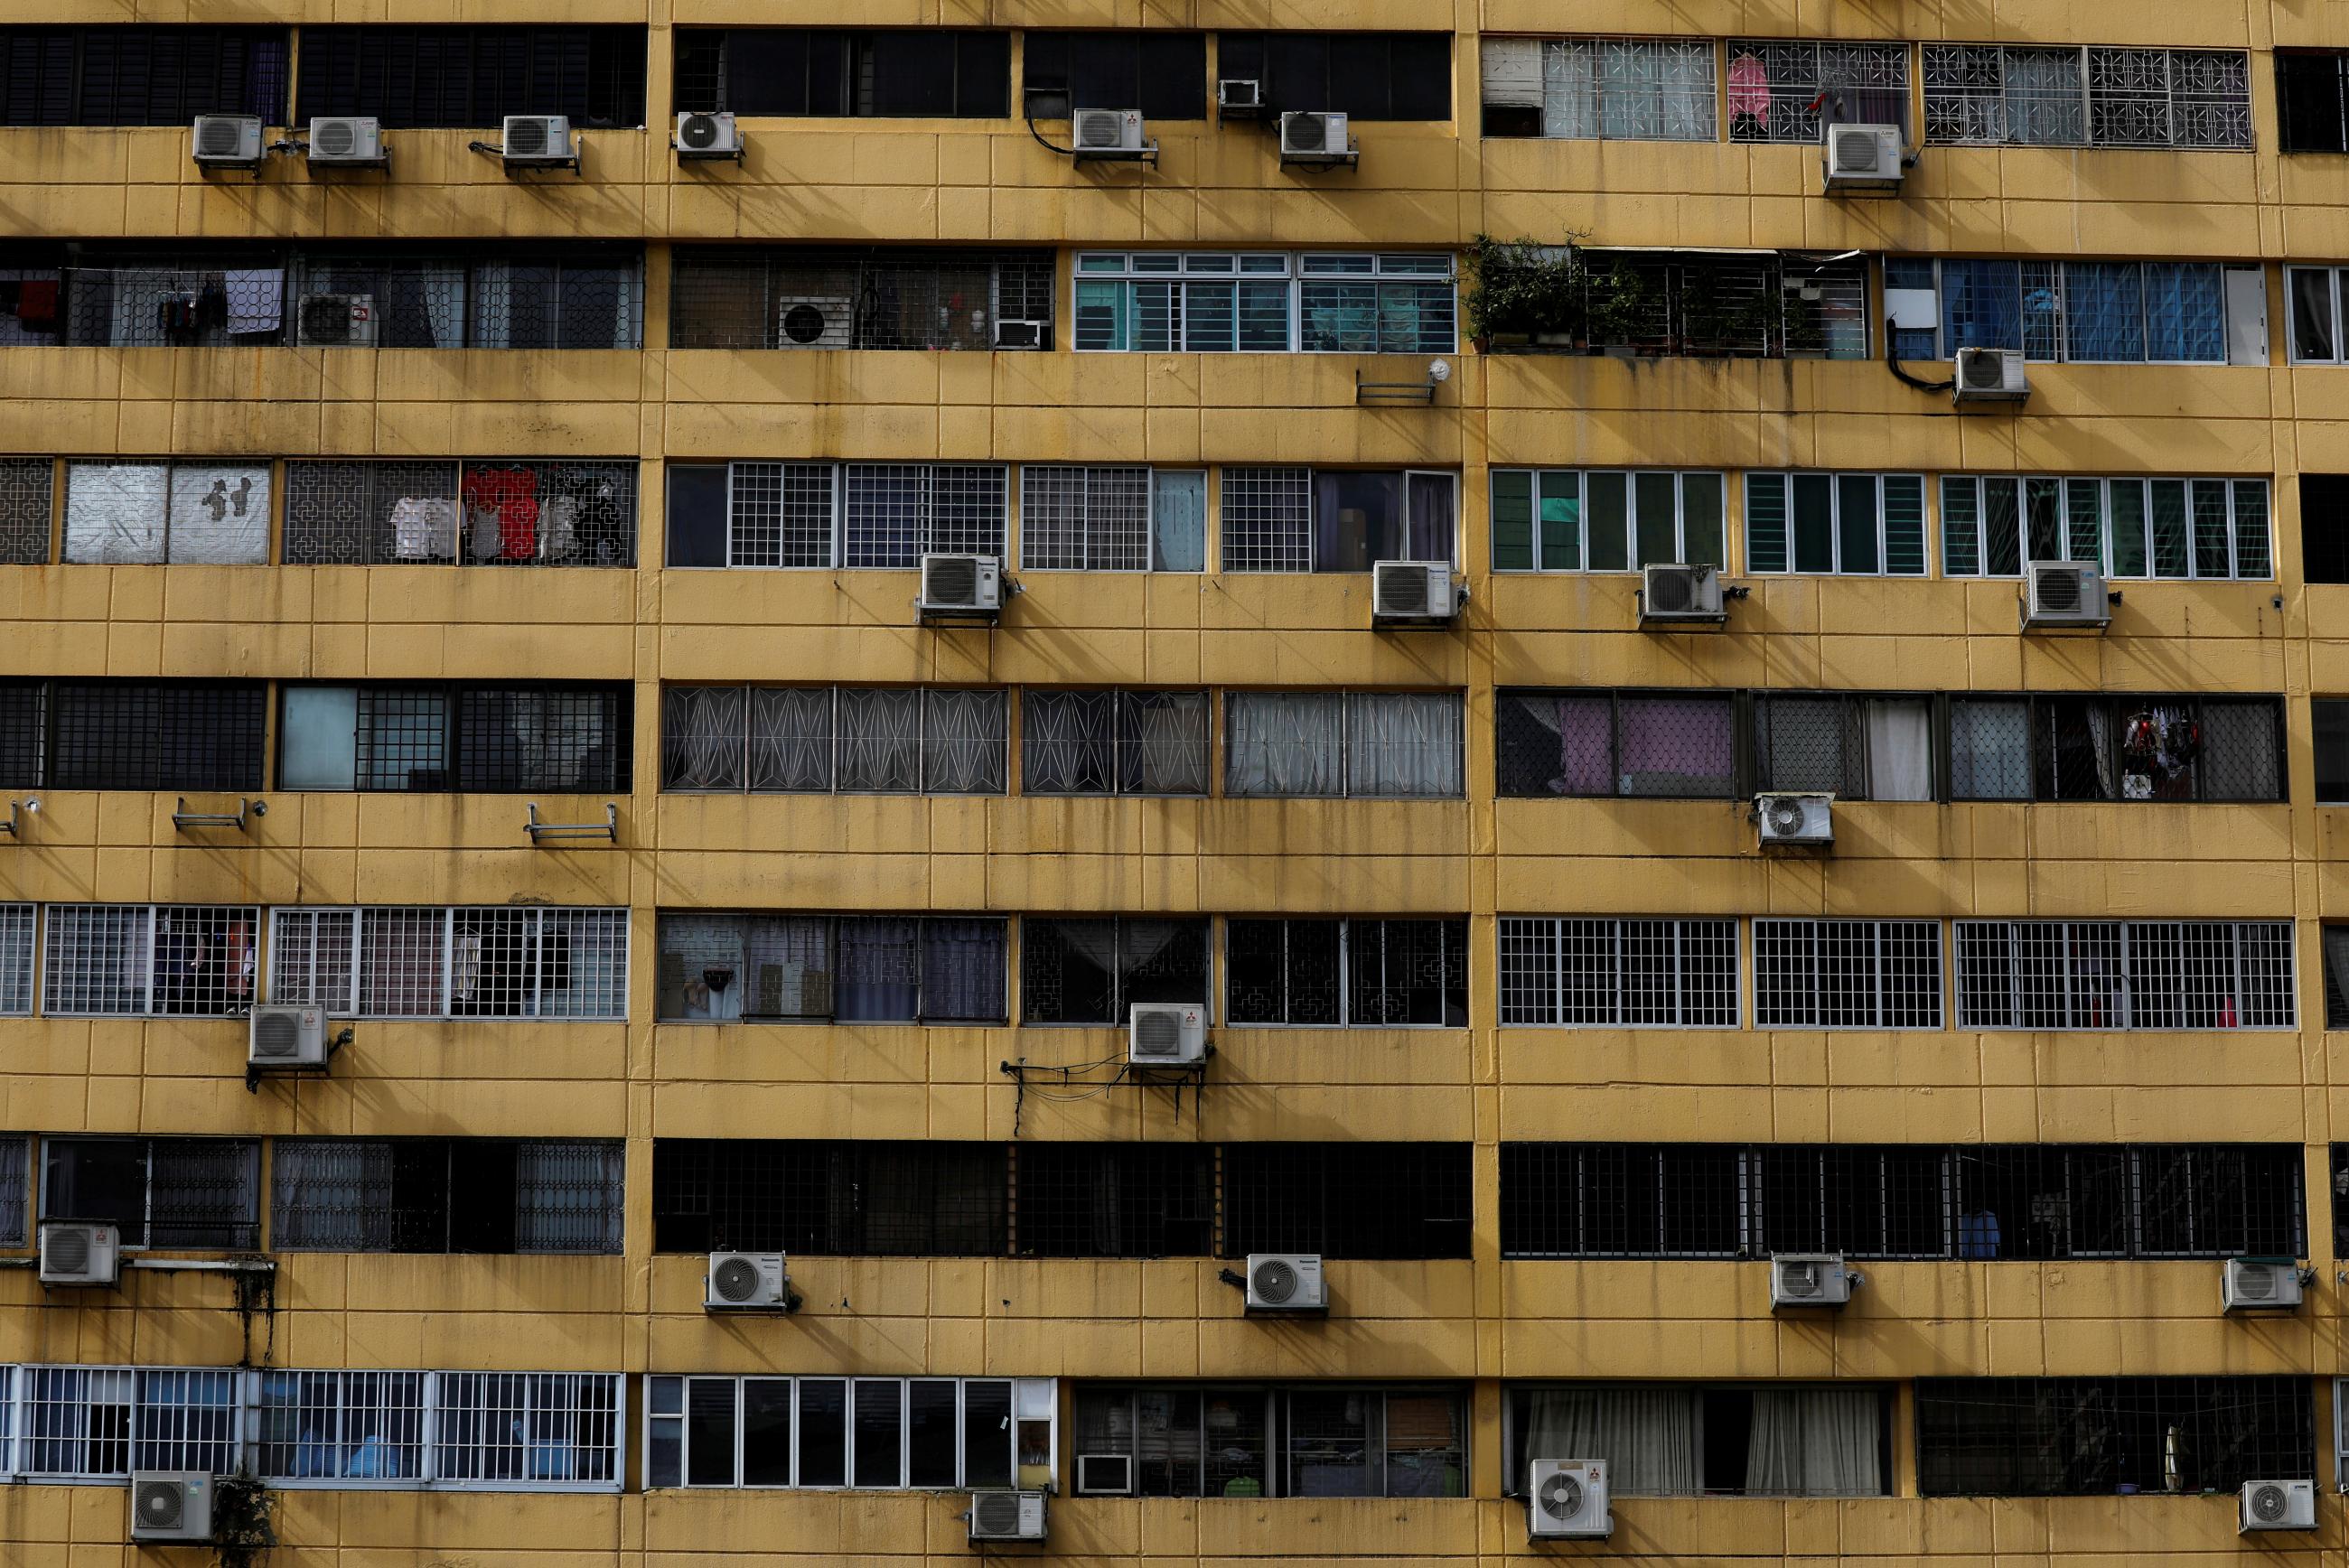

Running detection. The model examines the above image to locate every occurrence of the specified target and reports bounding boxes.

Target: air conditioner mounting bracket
[526,801,620,845]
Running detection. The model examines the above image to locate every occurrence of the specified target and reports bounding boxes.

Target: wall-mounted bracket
[526,801,619,845]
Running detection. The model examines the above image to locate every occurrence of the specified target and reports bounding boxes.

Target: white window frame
[1951,919,2297,1031]
[721,459,839,568]
[2288,266,2349,365]
[1897,257,2255,367]
[1751,919,1946,1030]
[1070,251,1457,354]
[643,1374,1052,1491]
[1498,916,1742,1029]
[1220,917,1469,1030]
[1741,471,1929,577]
[39,903,262,1018]
[265,906,630,1021]
[1938,474,2273,582]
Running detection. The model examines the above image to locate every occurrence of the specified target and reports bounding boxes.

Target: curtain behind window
[837,918,920,1020]
[1519,1387,1699,1496]
[270,1138,383,1249]
[1744,1388,1881,1496]
[1863,699,1934,801]
[1226,693,1344,795]
[512,1141,623,1254]
[921,919,1004,1021]
[1344,694,1462,797]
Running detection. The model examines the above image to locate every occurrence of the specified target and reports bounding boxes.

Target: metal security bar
[268,1138,624,1254]
[1953,919,2295,1030]
[0,904,33,1016]
[1752,919,1944,1029]
[1017,918,1209,1025]
[0,1135,26,1247]
[1223,919,1467,1026]
[1497,917,1739,1028]
[656,912,1007,1023]
[36,680,266,791]
[1222,1143,1473,1259]
[1018,465,1150,571]
[282,460,637,567]
[1940,475,2271,579]
[650,1140,1011,1255]
[1014,1143,1215,1257]
[256,1369,429,1484]
[427,1373,622,1489]
[1219,467,1313,572]
[1923,45,2252,148]
[1725,40,1910,141]
[1916,1377,2310,1497]
[39,1136,262,1249]
[1527,250,1867,359]
[660,686,1007,794]
[1020,691,1211,796]
[0,456,51,564]
[669,247,1053,350]
[276,681,630,794]
[41,905,261,1017]
[267,907,628,1020]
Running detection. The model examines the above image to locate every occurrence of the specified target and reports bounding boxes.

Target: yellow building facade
[0,0,2345,1563]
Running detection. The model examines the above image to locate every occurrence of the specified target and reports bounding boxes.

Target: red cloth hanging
[462,467,540,561]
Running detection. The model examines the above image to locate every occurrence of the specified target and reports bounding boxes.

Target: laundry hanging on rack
[461,466,541,561]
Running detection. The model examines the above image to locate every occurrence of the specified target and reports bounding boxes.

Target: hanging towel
[225,268,285,335]
[15,277,57,326]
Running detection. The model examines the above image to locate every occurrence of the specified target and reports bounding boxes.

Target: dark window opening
[1015,1143,1214,1257]
[276,681,631,794]
[295,25,647,128]
[43,1136,261,1249]
[669,246,1053,352]
[1222,1143,1472,1258]
[1019,917,1209,1024]
[675,29,1009,118]
[2304,476,2349,583]
[0,679,267,792]
[1021,32,1205,121]
[269,1137,622,1254]
[2279,52,2349,154]
[0,26,288,126]
[1916,1377,2312,1497]
[651,1140,1012,1255]
[1215,33,1452,120]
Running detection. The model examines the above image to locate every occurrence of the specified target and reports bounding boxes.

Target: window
[1946,695,2284,803]
[1468,245,1867,359]
[282,460,635,566]
[1014,1145,1215,1256]
[1494,690,1736,799]
[1498,918,1739,1029]
[11,680,263,791]
[1071,253,1456,356]
[299,247,642,350]
[277,683,631,793]
[2307,477,2349,584]
[1897,258,2258,365]
[1490,470,1724,572]
[1481,38,1716,140]
[1503,1385,1891,1498]
[14,1367,238,1479]
[1219,469,1458,574]
[42,1136,260,1249]
[1952,919,2295,1030]
[1725,41,1909,141]
[62,462,268,565]
[1021,32,1203,120]
[2288,266,2349,363]
[646,1375,1042,1490]
[1918,1377,2310,1497]
[1073,1385,1465,1498]
[1751,693,1935,801]
[1500,1143,2304,1260]
[1753,920,1943,1029]
[1922,45,2251,148]
[675,29,1008,117]
[1021,692,1210,795]
[1940,475,2271,579]
[267,907,628,1020]
[2279,52,2349,154]
[2322,703,2349,804]
[669,247,1053,352]
[1743,473,1927,575]
[0,905,35,1017]
[1216,33,1451,120]
[433,1372,622,1489]
[268,1139,622,1254]
[294,25,645,127]
[42,905,260,1017]
[660,686,1006,794]
[1018,918,1208,1025]
[1223,1143,1473,1257]
[0,1135,27,1246]
[657,913,1006,1023]
[1223,919,1468,1026]
[1224,692,1463,797]
[0,456,51,564]
[256,1370,429,1484]
[1018,466,1205,572]
[0,26,287,126]
[650,1140,1009,1255]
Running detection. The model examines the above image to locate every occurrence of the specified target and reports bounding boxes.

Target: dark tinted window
[2279,52,2349,154]
[2315,698,2349,802]
[1222,1143,1472,1258]
[1916,1377,2312,1497]
[1015,1143,1215,1257]
[0,26,288,126]
[651,1140,1010,1255]
[49,680,266,791]
[1215,32,1451,120]
[2305,475,2349,583]
[295,25,647,128]
[666,463,730,567]
[1022,32,1205,120]
[674,29,1009,117]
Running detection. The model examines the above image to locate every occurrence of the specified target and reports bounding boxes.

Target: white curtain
[63,462,166,563]
[1345,693,1465,797]
[1541,42,1598,137]
[165,462,270,564]
[270,1139,385,1250]
[2084,705,2115,798]
[1226,693,1345,796]
[1520,1387,1699,1496]
[1862,699,1933,800]
[660,912,749,1021]
[1745,1388,1882,1496]
[513,1142,623,1254]
[1151,471,1206,572]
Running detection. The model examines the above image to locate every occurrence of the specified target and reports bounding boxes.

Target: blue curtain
[1939,260,2021,351]
[2062,262,2144,362]
[2143,263,2225,362]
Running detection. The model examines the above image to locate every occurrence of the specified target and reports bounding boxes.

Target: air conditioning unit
[916,553,1004,621]
[994,319,1046,350]
[248,1003,328,1069]
[1756,792,1834,849]
[1072,108,1149,159]
[705,1251,791,1311]
[1527,1459,1611,1540]
[1371,560,1460,626]
[192,114,264,169]
[501,114,576,168]
[968,1489,1047,1543]
[38,1220,121,1287]
[2240,1479,2316,1532]
[1638,563,1727,627]
[1952,346,2029,405]
[1278,110,1356,166]
[129,1471,214,1543]
[1218,79,1265,119]
[1128,1003,1206,1066]
[2022,560,2111,630]
[295,292,376,348]
[1823,124,1904,193]
[1074,1453,1133,1496]
[1244,1253,1326,1313]
[1769,1253,1852,1310]
[675,111,743,161]
[2222,1257,2304,1313]
[774,295,856,350]
[307,116,387,167]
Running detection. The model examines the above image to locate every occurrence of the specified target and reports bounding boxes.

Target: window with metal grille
[1249,469,1455,571]
[1019,918,1208,1025]
[646,1375,1034,1490]
[650,1140,1010,1255]
[1514,248,1870,359]
[658,913,1006,1023]
[277,682,631,793]
[294,25,645,126]
[268,907,627,1020]
[1744,473,1928,575]
[1071,253,1455,355]
[1021,691,1210,795]
[2279,52,2349,154]
[41,1136,261,1249]
[1495,690,1736,799]
[0,1134,29,1247]
[1722,40,1909,142]
[1074,1384,1466,1499]
[282,459,636,566]
[659,686,1005,793]
[1751,693,1935,801]
[434,1372,622,1489]
[0,904,33,1017]
[297,247,642,350]
[41,905,261,1017]
[1224,919,1467,1026]
[1953,919,2295,1030]
[845,464,1008,565]
[268,1138,622,1254]
[1497,917,1739,1028]
[1489,470,1726,571]
[0,26,288,126]
[61,461,268,565]
[670,247,1053,351]
[1223,1143,1472,1257]
[1941,474,2269,579]
[1923,45,2251,148]
[677,29,1010,117]
[1223,692,1463,797]
[1942,695,2284,803]
[0,456,51,564]
[1479,37,1716,140]
[1014,1144,1214,1257]
[1917,1377,2309,1497]
[1753,919,1943,1029]
[1019,465,1212,572]
[1502,1383,1895,1498]
[37,680,265,791]
[0,682,39,788]
[1216,33,1452,120]
[14,1367,241,1479]
[1908,259,2251,365]
[1022,31,1204,120]
[256,1369,430,1484]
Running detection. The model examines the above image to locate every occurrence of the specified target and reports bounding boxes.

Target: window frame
[643,1374,1046,1491]
[266,906,629,1021]
[1220,916,1469,1029]
[2288,265,2349,364]
[1489,468,1727,573]
[1016,689,1212,798]
[1497,916,1742,1030]
[1070,1382,1468,1499]
[267,1137,625,1255]
[1750,918,1946,1030]
[1937,474,2273,582]
[1921,43,2253,150]
[655,912,1010,1025]
[1951,918,2297,1031]
[39,903,262,1019]
[1903,257,2250,366]
[657,684,1008,796]
[1016,916,1212,1027]
[1015,464,1207,574]
[1220,689,1465,798]
[39,1135,262,1252]
[1741,471,1929,577]
[1499,1381,1897,1498]
[1070,251,1456,355]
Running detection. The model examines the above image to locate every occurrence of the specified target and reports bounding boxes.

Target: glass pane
[962,1381,1013,1488]
[2190,480,2232,577]
[1539,471,1581,569]
[686,1379,735,1486]
[2232,481,2271,578]
[1883,477,1926,575]
[1792,473,1835,573]
[1941,478,1980,576]
[853,1381,904,1488]
[1586,472,1628,570]
[1151,470,1206,571]
[1837,474,1879,574]
[1491,471,1533,570]
[908,1382,959,1488]
[1745,474,1789,573]
[1982,479,2023,575]
[1680,473,1724,567]
[2064,478,2105,565]
[797,1380,847,1487]
[743,1380,792,1486]
[280,687,358,790]
[2149,480,2190,577]
[1633,472,1678,566]
[2108,481,2148,576]
[2290,269,2338,361]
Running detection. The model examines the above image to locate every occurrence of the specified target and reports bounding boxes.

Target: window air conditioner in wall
[1768,1253,1853,1309]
